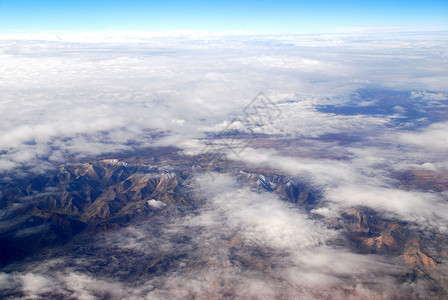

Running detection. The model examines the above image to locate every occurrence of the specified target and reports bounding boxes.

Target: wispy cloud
[0,174,416,299]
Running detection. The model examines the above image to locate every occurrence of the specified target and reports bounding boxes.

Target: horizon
[1,0,447,35]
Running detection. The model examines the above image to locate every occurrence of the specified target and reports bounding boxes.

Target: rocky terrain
[1,147,447,299]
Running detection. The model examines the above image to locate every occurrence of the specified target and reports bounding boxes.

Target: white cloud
[146,199,166,209]
[411,91,447,101]
[21,273,54,297]
[0,32,447,298]
[228,145,448,230]
[0,173,413,299]
[0,33,447,175]
[398,121,448,152]
[193,173,331,250]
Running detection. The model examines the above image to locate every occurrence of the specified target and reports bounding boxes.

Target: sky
[0,0,447,34]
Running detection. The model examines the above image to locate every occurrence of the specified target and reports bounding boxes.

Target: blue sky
[0,0,447,34]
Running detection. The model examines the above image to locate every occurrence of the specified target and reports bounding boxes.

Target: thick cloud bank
[0,32,447,176]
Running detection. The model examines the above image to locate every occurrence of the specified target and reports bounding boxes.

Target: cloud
[227,143,448,231]
[146,199,167,209]
[192,173,331,249]
[1,32,447,298]
[398,121,448,152]
[0,173,416,299]
[1,33,447,176]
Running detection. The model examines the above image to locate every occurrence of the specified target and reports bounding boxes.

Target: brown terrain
[0,147,447,298]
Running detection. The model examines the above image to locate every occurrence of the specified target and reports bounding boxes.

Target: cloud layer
[0,32,447,298]
[1,33,447,176]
